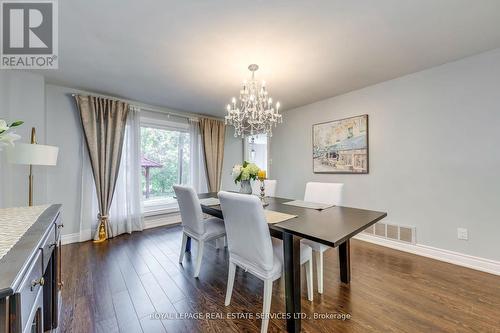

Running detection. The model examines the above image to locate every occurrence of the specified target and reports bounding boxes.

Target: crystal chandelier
[225,64,282,137]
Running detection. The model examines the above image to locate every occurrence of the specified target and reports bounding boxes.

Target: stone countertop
[0,205,50,261]
[0,204,62,298]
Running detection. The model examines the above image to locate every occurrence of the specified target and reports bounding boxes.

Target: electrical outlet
[457,228,468,240]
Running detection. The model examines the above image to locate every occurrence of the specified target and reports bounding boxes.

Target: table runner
[264,210,297,224]
[282,200,334,210]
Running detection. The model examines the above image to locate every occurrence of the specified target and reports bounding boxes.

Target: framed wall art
[312,114,369,174]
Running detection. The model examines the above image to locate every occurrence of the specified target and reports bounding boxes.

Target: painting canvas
[313,115,368,173]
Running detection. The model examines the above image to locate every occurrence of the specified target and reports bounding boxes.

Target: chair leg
[261,279,273,333]
[225,262,236,306]
[179,232,188,264]
[305,259,313,301]
[316,251,324,294]
[194,240,204,278]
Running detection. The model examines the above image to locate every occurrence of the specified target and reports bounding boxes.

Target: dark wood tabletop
[198,192,387,248]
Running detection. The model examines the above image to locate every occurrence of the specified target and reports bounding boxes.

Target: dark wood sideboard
[0,205,63,333]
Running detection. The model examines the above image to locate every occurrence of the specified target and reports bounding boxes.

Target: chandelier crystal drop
[225,64,282,137]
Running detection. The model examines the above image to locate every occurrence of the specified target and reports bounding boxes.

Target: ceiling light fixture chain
[225,64,282,137]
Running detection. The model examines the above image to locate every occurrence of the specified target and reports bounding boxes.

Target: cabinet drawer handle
[31,277,45,290]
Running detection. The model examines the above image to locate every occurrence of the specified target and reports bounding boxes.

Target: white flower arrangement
[232,161,260,184]
[0,119,23,151]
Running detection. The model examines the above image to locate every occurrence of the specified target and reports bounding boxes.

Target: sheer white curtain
[79,108,144,241]
[109,108,144,236]
[189,118,208,193]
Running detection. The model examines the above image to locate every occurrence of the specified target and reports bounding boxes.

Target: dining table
[186,192,387,333]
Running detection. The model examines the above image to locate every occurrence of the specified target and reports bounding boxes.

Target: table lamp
[7,127,59,206]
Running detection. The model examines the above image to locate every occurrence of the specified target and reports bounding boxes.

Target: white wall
[271,48,500,261]
[0,72,47,208]
[45,85,84,235]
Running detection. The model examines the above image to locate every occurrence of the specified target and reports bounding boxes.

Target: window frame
[140,116,190,216]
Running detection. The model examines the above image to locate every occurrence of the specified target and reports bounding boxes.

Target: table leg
[185,237,191,252]
[339,239,351,283]
[283,231,301,333]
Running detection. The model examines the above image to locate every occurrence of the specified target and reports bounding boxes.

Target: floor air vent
[363,222,416,244]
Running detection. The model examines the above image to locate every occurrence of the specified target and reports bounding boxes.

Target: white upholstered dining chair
[174,185,226,278]
[301,182,344,293]
[218,191,313,333]
[252,179,277,197]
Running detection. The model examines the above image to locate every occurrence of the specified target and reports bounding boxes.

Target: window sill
[143,206,180,217]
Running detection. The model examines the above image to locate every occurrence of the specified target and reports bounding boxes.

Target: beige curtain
[74,95,129,241]
[199,118,226,192]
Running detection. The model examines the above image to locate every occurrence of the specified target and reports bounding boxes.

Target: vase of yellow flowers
[232,161,260,194]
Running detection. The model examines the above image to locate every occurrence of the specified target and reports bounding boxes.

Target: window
[244,134,268,171]
[140,119,190,213]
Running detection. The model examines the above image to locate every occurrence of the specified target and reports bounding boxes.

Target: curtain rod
[70,92,223,122]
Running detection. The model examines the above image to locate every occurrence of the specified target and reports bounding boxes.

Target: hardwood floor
[60,225,500,333]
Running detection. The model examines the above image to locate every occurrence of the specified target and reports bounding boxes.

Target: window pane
[140,126,190,208]
[180,131,191,185]
[246,134,268,170]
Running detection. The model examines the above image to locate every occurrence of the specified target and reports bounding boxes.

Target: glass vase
[239,180,252,194]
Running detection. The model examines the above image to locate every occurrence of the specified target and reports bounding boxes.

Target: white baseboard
[61,233,80,245]
[354,233,500,276]
[60,215,182,245]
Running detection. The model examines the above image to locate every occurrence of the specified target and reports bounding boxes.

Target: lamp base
[28,172,33,206]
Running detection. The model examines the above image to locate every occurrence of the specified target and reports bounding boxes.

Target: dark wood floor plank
[94,318,120,333]
[128,236,187,304]
[60,243,79,332]
[61,225,500,333]
[71,296,95,333]
[111,238,157,320]
[88,245,120,332]
[139,315,167,333]
[111,290,143,333]
[105,243,129,296]
[138,271,191,332]
[86,245,111,315]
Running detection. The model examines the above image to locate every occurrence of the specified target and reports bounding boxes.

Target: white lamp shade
[7,143,59,166]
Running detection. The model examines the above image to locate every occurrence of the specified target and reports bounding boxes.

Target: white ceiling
[39,0,500,117]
